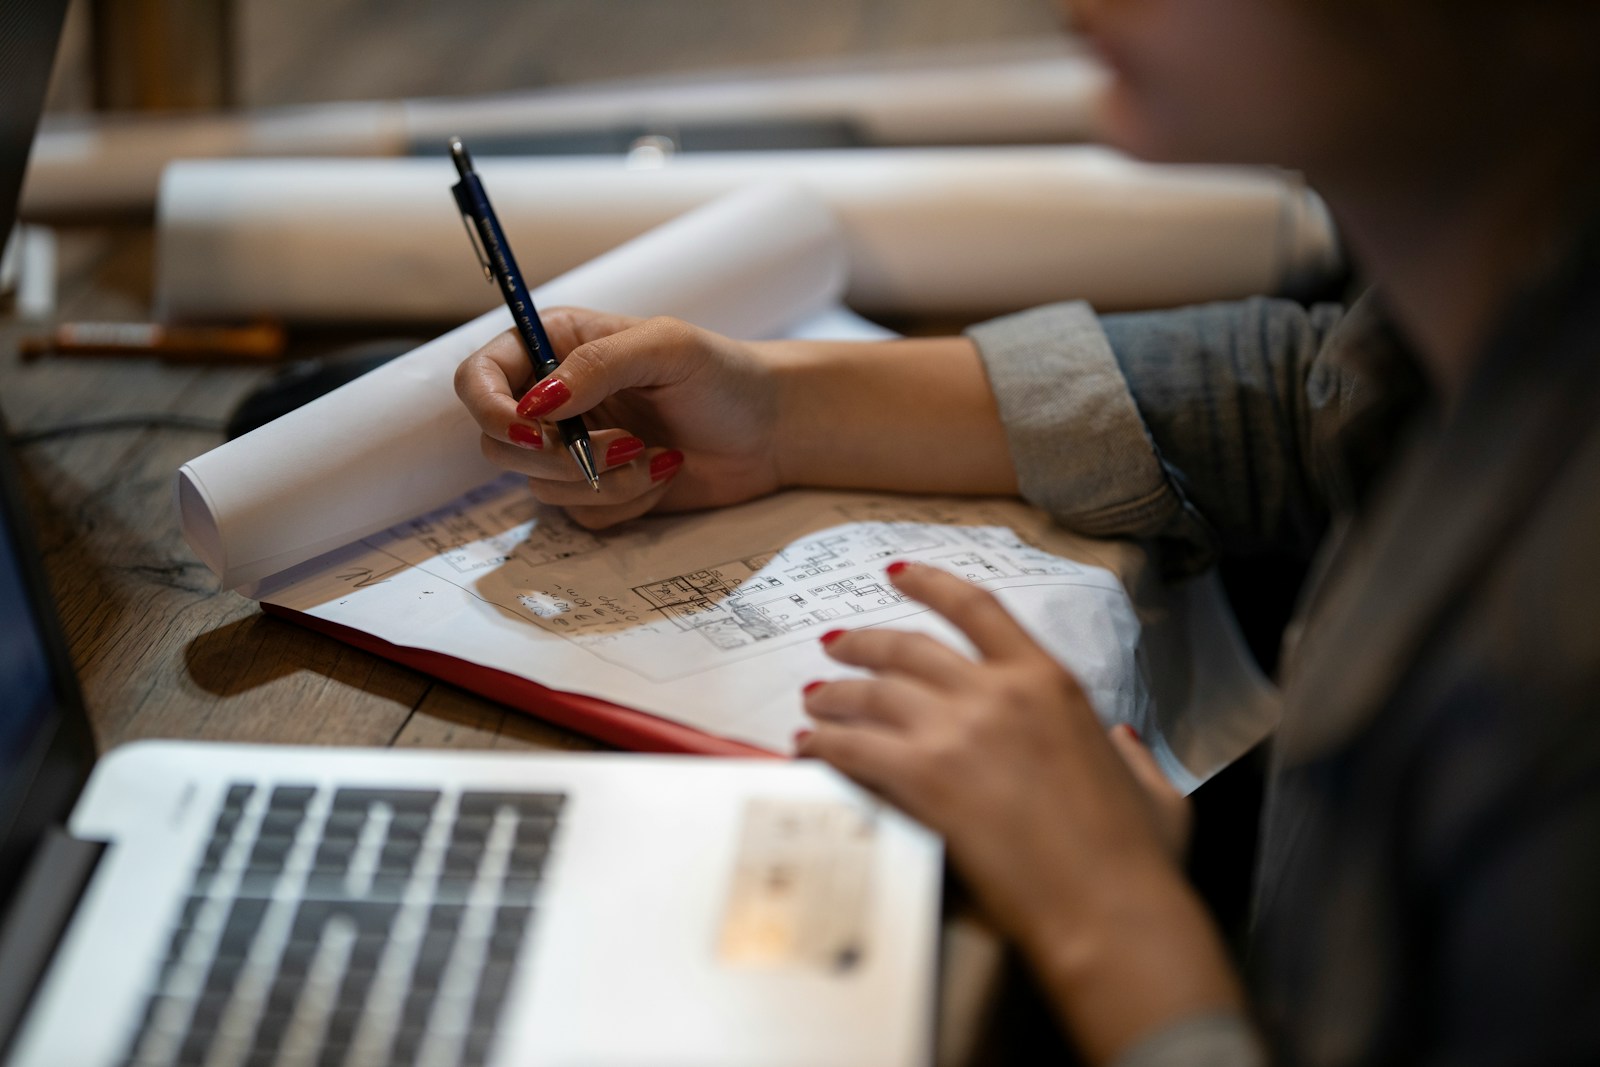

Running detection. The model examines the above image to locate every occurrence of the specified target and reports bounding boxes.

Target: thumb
[515,315,701,421]
[1108,724,1193,859]
[538,305,646,356]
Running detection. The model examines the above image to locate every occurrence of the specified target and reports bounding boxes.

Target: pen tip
[569,437,601,492]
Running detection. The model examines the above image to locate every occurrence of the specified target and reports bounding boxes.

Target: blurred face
[1067,0,1381,175]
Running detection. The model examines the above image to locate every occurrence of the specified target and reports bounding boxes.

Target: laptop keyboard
[121,783,565,1067]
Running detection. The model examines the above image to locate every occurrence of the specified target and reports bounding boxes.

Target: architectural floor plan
[260,480,1153,753]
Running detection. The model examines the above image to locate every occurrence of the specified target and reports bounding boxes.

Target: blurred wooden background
[45,0,1066,114]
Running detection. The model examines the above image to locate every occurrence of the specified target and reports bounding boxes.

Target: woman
[455,1,1600,1062]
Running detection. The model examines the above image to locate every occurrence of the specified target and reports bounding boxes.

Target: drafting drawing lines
[627,521,1092,654]
[627,523,961,650]
[379,485,605,576]
[632,558,906,651]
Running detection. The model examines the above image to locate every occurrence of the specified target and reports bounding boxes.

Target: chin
[1094,84,1192,164]
[1097,84,1276,167]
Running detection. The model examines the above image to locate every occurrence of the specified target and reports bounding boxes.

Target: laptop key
[492,904,532,936]
[365,872,410,901]
[389,809,432,836]
[259,808,305,836]
[321,808,368,839]
[177,893,206,929]
[269,785,317,810]
[513,816,560,848]
[440,846,483,878]
[461,1027,497,1067]
[457,791,565,817]
[448,813,493,841]
[498,877,541,905]
[340,899,401,931]
[486,930,522,961]
[388,1024,427,1064]
[332,787,441,813]
[198,837,229,872]
[213,808,243,837]
[473,962,517,1010]
[236,868,282,896]
[506,842,549,875]
[378,842,420,871]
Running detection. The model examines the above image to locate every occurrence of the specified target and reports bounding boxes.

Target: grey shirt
[965,236,1600,1066]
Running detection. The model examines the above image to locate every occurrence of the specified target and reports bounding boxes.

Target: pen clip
[452,187,495,284]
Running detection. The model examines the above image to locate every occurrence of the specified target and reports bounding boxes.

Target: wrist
[760,339,845,489]
[1023,861,1247,1065]
[758,335,1018,495]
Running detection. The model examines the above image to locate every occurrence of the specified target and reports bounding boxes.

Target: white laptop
[0,9,941,1061]
[0,426,941,1067]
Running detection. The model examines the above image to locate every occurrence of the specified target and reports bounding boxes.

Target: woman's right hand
[454,307,786,529]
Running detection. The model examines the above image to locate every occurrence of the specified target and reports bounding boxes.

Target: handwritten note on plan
[255,481,1152,754]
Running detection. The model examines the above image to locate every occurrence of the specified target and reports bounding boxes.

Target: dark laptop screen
[0,426,95,906]
[0,507,57,796]
[0,0,68,240]
[0,0,87,906]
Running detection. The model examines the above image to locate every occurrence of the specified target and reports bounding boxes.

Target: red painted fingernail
[516,378,571,419]
[802,680,825,695]
[794,728,814,746]
[507,423,542,449]
[819,629,846,647]
[649,449,685,483]
[604,436,645,467]
[886,560,913,577]
[1121,724,1142,743]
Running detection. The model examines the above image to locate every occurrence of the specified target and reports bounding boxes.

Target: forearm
[1023,863,1250,1065]
[764,336,1020,496]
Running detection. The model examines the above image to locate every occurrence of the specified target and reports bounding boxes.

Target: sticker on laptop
[717,798,877,973]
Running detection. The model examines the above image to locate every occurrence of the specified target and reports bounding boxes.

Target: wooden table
[3,227,601,754]
[1,224,1019,1066]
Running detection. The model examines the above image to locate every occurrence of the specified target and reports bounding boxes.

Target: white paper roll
[177,183,847,590]
[155,147,1339,324]
[23,43,1104,220]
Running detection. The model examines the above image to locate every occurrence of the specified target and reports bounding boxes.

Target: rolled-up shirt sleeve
[968,295,1355,574]
[1111,1012,1269,1067]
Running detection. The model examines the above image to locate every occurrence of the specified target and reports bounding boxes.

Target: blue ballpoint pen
[449,137,601,491]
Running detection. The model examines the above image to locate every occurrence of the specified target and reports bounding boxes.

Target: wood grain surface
[1,228,596,756]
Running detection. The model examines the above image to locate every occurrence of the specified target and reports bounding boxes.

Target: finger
[1108,724,1183,806]
[481,427,645,483]
[513,316,705,421]
[1108,723,1192,857]
[456,329,537,439]
[802,676,929,730]
[538,306,645,356]
[885,561,1036,662]
[796,720,912,801]
[559,479,677,530]
[528,447,684,506]
[820,628,975,689]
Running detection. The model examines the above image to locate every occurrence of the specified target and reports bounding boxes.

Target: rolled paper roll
[23,42,1104,219]
[176,183,847,590]
[154,146,1339,324]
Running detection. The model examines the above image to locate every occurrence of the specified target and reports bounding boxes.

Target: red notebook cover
[262,603,780,759]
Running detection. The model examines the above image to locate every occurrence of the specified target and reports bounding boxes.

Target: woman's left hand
[799,561,1243,1064]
